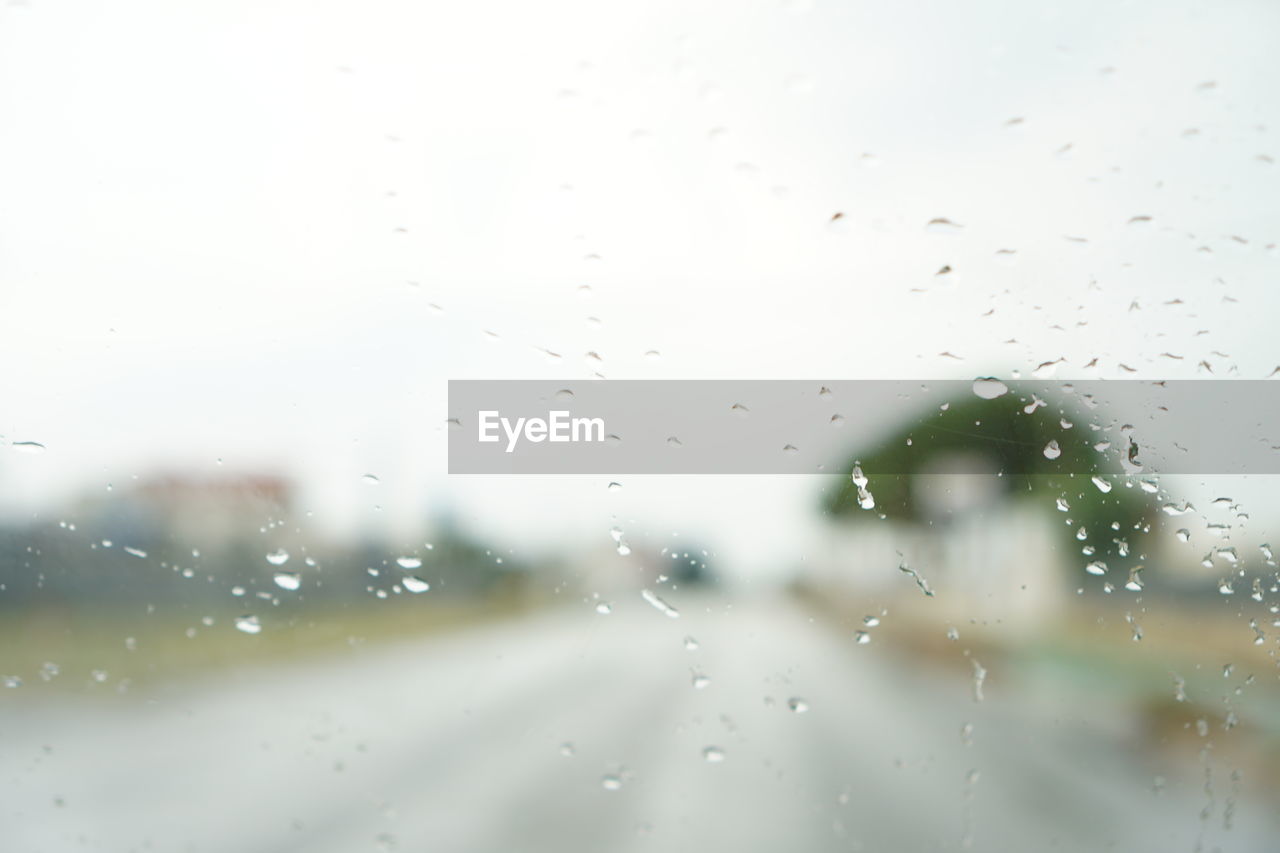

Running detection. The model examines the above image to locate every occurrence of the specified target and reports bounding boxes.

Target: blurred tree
[822,385,1158,574]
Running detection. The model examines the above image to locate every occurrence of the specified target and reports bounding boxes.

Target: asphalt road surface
[3,595,1274,852]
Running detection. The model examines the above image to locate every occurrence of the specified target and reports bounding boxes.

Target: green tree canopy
[823,383,1158,572]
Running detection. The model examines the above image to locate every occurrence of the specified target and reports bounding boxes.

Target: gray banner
[447,380,1280,475]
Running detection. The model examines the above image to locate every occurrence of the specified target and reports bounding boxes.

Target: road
[2,595,1273,852]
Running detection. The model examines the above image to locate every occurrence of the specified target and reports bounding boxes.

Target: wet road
[3,596,1273,852]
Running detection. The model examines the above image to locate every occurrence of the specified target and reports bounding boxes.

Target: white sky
[1,0,1278,575]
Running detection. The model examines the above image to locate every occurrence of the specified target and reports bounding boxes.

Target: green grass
[0,592,540,693]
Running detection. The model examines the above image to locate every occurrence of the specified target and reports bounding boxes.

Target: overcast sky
[2,0,1278,575]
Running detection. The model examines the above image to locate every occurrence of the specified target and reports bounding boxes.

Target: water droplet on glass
[854,630,871,644]
[971,660,987,702]
[601,775,623,791]
[702,746,726,763]
[1091,476,1113,494]
[1043,440,1062,460]
[361,474,380,486]
[396,556,422,569]
[641,588,679,618]
[234,615,262,635]
[898,559,934,596]
[788,697,810,713]
[1124,567,1144,591]
[692,673,711,690]
[10,441,46,454]
[402,576,430,594]
[273,572,301,591]
[266,549,289,566]
[1085,560,1108,576]
[972,378,1009,399]
[683,636,699,651]
[926,217,964,234]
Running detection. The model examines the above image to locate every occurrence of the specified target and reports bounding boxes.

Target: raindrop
[788,697,810,713]
[266,549,290,566]
[702,746,726,763]
[396,556,422,570]
[971,660,987,702]
[641,588,679,618]
[692,673,711,690]
[273,572,301,591]
[1085,561,1108,576]
[926,217,964,234]
[898,559,934,596]
[972,378,1009,399]
[1043,440,1062,460]
[402,576,430,594]
[595,601,612,615]
[1091,476,1112,494]
[10,441,46,454]
[601,775,623,791]
[683,636,699,651]
[234,615,262,635]
[854,631,871,644]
